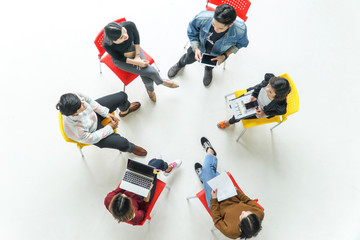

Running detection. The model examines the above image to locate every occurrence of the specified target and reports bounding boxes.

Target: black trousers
[94,91,135,153]
[178,47,213,71]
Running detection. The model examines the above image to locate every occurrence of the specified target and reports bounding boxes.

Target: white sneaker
[163,159,182,176]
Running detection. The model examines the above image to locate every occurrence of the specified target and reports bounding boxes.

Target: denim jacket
[187,11,249,56]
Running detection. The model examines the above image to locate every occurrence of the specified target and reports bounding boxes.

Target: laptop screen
[127,159,155,177]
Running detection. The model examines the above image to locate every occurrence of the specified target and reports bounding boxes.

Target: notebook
[200,53,218,67]
[229,91,258,120]
[207,172,237,202]
[119,159,156,197]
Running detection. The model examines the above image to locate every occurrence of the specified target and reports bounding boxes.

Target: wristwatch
[222,53,228,60]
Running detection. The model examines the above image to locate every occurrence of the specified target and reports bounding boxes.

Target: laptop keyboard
[123,171,152,189]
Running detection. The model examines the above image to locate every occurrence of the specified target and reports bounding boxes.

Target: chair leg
[223,61,226,70]
[270,121,283,131]
[236,129,247,142]
[224,92,233,99]
[153,61,160,72]
[99,60,102,74]
[165,185,171,191]
[123,84,126,92]
[186,195,197,200]
[78,148,85,159]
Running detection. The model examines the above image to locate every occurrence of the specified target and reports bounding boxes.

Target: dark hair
[56,93,81,116]
[214,4,237,26]
[109,194,135,222]
[239,214,262,239]
[104,22,124,41]
[270,77,291,101]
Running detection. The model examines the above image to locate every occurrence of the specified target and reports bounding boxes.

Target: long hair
[109,193,135,222]
[239,214,262,239]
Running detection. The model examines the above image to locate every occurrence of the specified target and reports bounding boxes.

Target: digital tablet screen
[201,54,217,66]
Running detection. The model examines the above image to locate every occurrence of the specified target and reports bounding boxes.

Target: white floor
[1,0,360,239]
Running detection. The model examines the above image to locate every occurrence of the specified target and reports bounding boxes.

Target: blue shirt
[187,11,249,56]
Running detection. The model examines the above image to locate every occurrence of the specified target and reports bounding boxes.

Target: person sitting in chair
[56,91,147,156]
[168,4,249,86]
[104,158,182,225]
[194,137,264,239]
[103,21,179,102]
[217,73,291,129]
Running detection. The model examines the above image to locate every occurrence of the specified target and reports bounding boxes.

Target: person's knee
[117,91,128,103]
[118,139,131,152]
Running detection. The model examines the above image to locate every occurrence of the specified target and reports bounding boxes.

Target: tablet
[201,53,218,67]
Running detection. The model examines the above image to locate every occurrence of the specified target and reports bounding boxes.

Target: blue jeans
[146,158,168,202]
[198,154,220,210]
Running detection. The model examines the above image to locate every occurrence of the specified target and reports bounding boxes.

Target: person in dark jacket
[217,73,291,129]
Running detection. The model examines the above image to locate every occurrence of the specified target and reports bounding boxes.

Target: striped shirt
[62,93,114,144]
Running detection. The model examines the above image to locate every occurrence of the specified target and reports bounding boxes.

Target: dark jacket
[247,73,287,118]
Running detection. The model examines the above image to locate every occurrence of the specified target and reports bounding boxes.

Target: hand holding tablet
[200,53,218,67]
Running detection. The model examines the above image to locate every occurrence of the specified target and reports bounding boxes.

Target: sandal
[217,121,230,129]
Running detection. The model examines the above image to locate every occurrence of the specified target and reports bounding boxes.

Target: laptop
[119,159,156,197]
[200,53,218,67]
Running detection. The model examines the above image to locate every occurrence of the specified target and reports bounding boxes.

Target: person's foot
[163,159,182,176]
[119,102,141,117]
[200,137,217,156]
[168,63,183,78]
[162,79,179,88]
[203,68,213,86]
[194,162,203,183]
[217,120,230,129]
[147,91,157,102]
[132,145,147,156]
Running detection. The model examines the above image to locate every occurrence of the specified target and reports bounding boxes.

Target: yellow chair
[225,73,299,141]
[58,111,117,158]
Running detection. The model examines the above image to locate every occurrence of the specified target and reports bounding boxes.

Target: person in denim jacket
[168,4,249,86]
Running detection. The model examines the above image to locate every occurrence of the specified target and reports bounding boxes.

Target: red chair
[206,0,251,22]
[186,172,264,216]
[117,178,170,226]
[94,18,158,91]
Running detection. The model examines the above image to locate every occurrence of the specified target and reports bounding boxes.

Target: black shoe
[194,162,203,183]
[203,68,213,86]
[168,63,183,78]
[200,137,217,156]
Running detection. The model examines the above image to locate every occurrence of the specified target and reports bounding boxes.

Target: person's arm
[126,44,149,69]
[64,119,114,145]
[79,93,109,118]
[130,196,149,225]
[250,73,275,98]
[187,13,202,51]
[235,189,264,212]
[263,100,287,118]
[211,49,233,65]
[230,22,249,54]
[210,198,234,238]
[103,45,127,62]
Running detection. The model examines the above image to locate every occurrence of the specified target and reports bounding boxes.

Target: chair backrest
[278,73,299,119]
[196,172,264,216]
[94,18,127,59]
[139,179,167,225]
[58,111,89,149]
[206,0,251,22]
